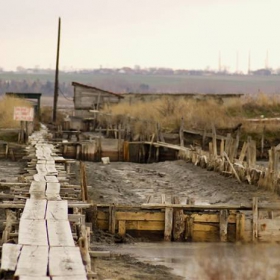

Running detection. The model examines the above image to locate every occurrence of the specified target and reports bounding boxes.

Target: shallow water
[106,242,280,279]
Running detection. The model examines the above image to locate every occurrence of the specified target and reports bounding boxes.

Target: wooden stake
[164,207,173,241]
[109,205,116,234]
[212,123,217,158]
[252,197,258,242]
[236,212,245,242]
[223,152,242,183]
[219,209,228,242]
[172,196,185,241]
[180,118,184,147]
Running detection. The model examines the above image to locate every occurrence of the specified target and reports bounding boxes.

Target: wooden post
[219,210,228,242]
[212,123,217,158]
[223,152,242,183]
[239,142,248,163]
[78,225,92,274]
[172,196,185,241]
[80,161,88,202]
[97,137,102,161]
[109,205,116,234]
[156,123,160,162]
[86,204,98,231]
[252,197,258,242]
[164,207,173,241]
[118,124,121,161]
[261,126,265,158]
[147,133,155,163]
[185,216,193,241]
[220,139,224,157]
[179,117,184,147]
[247,136,252,168]
[236,212,245,242]
[202,128,207,150]
[53,17,61,123]
[76,145,81,160]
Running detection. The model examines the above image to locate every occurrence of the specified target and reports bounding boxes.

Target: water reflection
[107,242,280,279]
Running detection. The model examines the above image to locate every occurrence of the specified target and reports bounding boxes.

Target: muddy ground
[69,159,280,279]
[1,158,280,279]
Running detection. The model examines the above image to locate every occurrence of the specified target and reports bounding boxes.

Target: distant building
[72,82,124,118]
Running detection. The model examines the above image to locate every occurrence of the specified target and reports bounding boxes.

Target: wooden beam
[164,207,173,241]
[219,209,228,242]
[252,197,258,242]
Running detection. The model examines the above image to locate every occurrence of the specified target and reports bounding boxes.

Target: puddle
[100,242,280,279]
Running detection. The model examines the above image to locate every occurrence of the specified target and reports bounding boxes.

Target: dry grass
[101,97,242,137]
[0,96,32,128]
[100,93,280,138]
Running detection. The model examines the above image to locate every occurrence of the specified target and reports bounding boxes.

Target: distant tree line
[0,79,73,97]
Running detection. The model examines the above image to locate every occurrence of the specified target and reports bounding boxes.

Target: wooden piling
[164,207,173,241]
[172,197,185,241]
[252,197,258,242]
[236,212,245,242]
[109,205,116,234]
[219,209,228,242]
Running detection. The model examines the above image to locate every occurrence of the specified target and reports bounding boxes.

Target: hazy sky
[1,0,280,72]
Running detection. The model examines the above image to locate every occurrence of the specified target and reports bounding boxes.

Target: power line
[58,87,73,102]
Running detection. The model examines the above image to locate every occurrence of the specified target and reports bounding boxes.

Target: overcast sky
[1,0,280,72]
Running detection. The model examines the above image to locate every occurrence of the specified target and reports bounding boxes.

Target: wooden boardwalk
[0,127,90,279]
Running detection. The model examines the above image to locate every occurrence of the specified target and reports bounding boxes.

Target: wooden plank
[21,199,47,220]
[18,220,48,246]
[192,213,236,224]
[49,247,86,277]
[52,277,87,280]
[109,205,116,234]
[17,277,50,280]
[118,220,126,236]
[15,245,48,276]
[46,200,68,220]
[164,207,173,241]
[45,176,59,183]
[33,174,46,182]
[46,182,61,195]
[173,196,185,241]
[36,164,47,175]
[29,181,46,193]
[123,221,164,231]
[47,220,75,246]
[116,212,164,221]
[259,219,280,231]
[1,243,22,271]
[46,164,58,175]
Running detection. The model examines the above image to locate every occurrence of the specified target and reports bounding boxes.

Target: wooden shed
[72,82,124,118]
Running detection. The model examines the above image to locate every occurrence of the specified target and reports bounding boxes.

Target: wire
[58,87,73,102]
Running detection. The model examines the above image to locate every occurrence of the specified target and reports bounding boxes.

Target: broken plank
[15,245,48,277]
[49,247,86,277]
[1,243,22,271]
[18,220,48,246]
[46,200,68,220]
[21,199,47,220]
[47,220,75,246]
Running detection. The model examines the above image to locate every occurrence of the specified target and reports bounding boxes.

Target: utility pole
[53,17,61,123]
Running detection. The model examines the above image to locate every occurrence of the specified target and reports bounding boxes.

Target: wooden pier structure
[0,126,94,279]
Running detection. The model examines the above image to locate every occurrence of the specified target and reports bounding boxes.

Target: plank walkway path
[0,126,89,279]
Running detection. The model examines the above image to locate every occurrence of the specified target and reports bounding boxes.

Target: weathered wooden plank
[46,182,61,196]
[46,200,68,220]
[29,181,46,193]
[18,220,48,246]
[46,164,58,175]
[33,174,46,182]
[21,199,47,220]
[236,212,245,241]
[52,277,87,280]
[49,247,86,277]
[47,220,75,246]
[259,219,280,231]
[45,176,59,183]
[17,277,50,280]
[116,212,164,221]
[15,245,48,276]
[118,220,126,236]
[36,164,47,175]
[1,243,22,271]
[192,213,236,224]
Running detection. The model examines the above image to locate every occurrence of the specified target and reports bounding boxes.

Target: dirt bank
[69,160,280,279]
